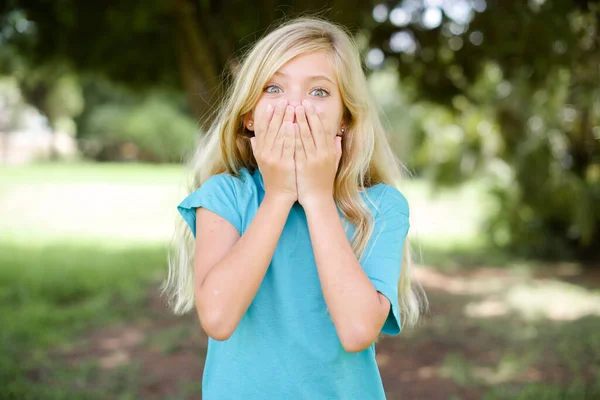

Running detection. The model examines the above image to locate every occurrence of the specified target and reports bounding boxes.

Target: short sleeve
[360,186,410,336]
[177,174,243,238]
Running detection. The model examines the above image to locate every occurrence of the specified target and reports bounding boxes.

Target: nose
[284,88,303,107]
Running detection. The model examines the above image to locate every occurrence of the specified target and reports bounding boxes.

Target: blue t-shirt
[177,167,410,399]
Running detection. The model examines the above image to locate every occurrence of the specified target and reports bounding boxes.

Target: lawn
[1,162,599,399]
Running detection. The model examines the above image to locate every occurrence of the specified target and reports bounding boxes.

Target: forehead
[276,51,337,83]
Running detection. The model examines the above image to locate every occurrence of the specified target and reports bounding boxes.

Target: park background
[1,0,599,399]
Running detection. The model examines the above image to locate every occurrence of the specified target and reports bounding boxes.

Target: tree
[367,0,599,260]
[1,0,598,260]
[0,0,375,125]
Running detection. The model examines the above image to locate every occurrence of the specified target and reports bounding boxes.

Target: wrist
[263,192,296,209]
[300,195,336,215]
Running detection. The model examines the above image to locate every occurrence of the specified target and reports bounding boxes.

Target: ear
[243,112,255,132]
[339,111,351,136]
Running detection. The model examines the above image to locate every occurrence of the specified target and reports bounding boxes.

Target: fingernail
[316,106,323,114]
[267,104,273,112]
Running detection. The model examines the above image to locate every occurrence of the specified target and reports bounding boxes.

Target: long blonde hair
[162,17,428,329]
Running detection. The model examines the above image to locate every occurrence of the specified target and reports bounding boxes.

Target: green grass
[1,161,598,399]
[0,162,187,244]
[0,162,181,399]
[0,239,168,399]
[0,160,184,184]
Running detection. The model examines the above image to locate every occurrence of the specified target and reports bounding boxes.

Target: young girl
[163,16,427,399]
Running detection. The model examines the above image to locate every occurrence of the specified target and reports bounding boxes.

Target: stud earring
[248,121,253,128]
[341,127,345,134]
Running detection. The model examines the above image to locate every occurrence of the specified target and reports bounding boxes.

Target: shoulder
[179,168,256,208]
[197,167,255,194]
[177,169,254,237]
[363,183,410,218]
[381,184,410,217]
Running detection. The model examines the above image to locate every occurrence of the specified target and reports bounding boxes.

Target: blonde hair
[162,16,428,330]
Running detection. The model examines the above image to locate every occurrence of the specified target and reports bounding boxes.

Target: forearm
[196,194,293,339]
[304,198,383,350]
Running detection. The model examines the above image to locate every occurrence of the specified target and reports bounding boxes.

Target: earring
[248,121,253,128]
[341,127,345,134]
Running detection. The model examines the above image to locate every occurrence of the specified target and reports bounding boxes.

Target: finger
[282,121,295,160]
[265,100,287,150]
[283,105,295,123]
[302,100,326,151]
[294,123,306,163]
[254,104,274,146]
[294,106,315,153]
[320,109,335,151]
[272,104,294,151]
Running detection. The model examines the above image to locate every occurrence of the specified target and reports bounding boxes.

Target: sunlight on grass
[0,161,184,184]
[1,161,484,246]
[1,182,184,242]
[401,179,491,247]
[2,162,598,399]
[464,279,600,320]
[505,281,600,320]
[0,161,495,398]
[0,163,188,244]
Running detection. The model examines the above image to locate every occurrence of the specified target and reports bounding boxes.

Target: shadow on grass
[375,264,600,400]
[414,240,527,270]
[2,239,600,400]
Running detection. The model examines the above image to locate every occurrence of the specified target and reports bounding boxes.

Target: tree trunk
[172,0,225,128]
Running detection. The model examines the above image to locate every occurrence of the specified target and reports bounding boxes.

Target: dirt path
[51,264,600,399]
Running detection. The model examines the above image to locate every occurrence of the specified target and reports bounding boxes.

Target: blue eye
[264,85,282,94]
[311,88,329,98]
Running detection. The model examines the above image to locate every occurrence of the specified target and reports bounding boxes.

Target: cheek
[253,97,275,119]
[320,116,337,135]
[318,105,343,135]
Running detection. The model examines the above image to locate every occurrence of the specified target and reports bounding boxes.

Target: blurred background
[0,0,599,399]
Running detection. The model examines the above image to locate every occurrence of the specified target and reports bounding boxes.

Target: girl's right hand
[250,100,297,205]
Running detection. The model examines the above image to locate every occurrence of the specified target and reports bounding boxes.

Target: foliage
[81,89,198,163]
[1,0,599,259]
[0,77,38,131]
[367,0,600,260]
[0,0,375,120]
[0,9,84,132]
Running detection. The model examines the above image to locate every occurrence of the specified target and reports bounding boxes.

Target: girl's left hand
[294,100,342,208]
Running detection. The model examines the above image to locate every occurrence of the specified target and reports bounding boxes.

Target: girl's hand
[294,100,342,208]
[250,100,298,205]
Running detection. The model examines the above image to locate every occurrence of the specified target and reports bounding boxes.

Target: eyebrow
[273,71,335,84]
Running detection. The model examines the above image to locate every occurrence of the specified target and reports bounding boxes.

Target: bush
[81,94,198,163]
